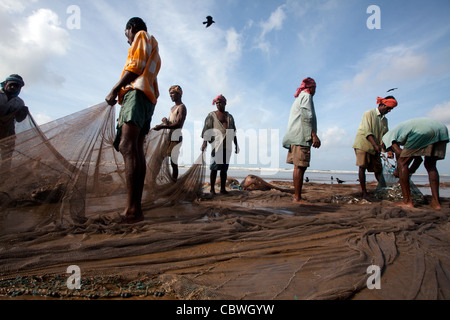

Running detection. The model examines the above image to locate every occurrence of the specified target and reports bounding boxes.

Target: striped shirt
[118,31,161,105]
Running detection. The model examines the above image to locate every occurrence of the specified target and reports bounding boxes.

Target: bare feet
[220,189,229,194]
[430,199,442,210]
[120,208,144,224]
[293,198,314,205]
[120,214,144,224]
[395,201,415,209]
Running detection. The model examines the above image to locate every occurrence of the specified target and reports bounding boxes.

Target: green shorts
[114,90,155,151]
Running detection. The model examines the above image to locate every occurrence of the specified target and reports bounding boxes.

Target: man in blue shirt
[382,118,449,209]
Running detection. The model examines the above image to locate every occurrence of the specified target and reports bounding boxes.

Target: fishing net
[374,154,425,203]
[1,104,449,300]
[0,102,206,237]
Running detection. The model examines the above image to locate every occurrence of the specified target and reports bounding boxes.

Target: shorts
[166,141,182,164]
[114,90,156,151]
[354,149,382,173]
[401,141,447,160]
[286,145,311,168]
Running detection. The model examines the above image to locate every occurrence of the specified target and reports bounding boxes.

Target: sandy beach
[1,179,449,300]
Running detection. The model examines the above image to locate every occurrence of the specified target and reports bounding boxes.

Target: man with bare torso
[152,85,187,181]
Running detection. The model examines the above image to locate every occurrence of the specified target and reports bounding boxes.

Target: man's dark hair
[126,17,147,32]
[384,95,396,100]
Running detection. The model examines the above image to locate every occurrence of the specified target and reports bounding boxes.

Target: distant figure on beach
[105,17,161,223]
[201,94,239,195]
[282,77,321,204]
[353,96,397,198]
[0,74,29,170]
[382,118,449,210]
[152,85,187,181]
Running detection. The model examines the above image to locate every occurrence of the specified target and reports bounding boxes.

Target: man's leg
[119,122,145,222]
[424,156,441,210]
[170,160,179,181]
[293,166,307,203]
[396,156,414,208]
[358,166,368,197]
[210,170,218,194]
[220,169,228,194]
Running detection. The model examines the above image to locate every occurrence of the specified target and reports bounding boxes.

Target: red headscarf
[212,94,227,105]
[377,97,398,108]
[294,77,316,98]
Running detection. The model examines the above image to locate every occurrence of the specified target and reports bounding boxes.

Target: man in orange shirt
[106,17,161,223]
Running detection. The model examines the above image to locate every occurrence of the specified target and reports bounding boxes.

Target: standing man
[0,74,29,170]
[382,118,449,210]
[282,77,321,204]
[352,96,397,198]
[201,94,239,195]
[152,85,187,181]
[105,17,161,223]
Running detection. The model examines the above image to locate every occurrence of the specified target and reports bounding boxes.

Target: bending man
[382,118,449,210]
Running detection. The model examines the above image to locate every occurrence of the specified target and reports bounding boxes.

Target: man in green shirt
[282,77,321,204]
[382,118,449,210]
[352,96,397,198]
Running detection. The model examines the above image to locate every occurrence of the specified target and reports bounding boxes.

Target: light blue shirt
[282,91,317,148]
[382,118,449,150]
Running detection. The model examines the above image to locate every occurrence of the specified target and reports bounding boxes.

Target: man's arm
[105,71,139,106]
[153,105,187,131]
[366,135,382,153]
[311,131,321,149]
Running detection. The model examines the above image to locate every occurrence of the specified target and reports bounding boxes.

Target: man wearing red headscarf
[352,95,397,198]
[282,77,321,204]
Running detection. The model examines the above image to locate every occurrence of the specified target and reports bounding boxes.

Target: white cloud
[319,126,350,149]
[0,8,70,86]
[255,5,286,53]
[342,46,429,92]
[427,101,450,125]
[33,113,52,125]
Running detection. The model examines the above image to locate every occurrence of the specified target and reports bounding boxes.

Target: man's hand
[312,135,321,149]
[201,141,207,152]
[105,90,118,106]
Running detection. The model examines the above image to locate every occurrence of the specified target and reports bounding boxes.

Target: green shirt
[352,108,388,155]
[382,118,449,150]
[282,91,317,149]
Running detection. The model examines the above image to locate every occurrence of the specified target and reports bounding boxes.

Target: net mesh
[0,102,205,237]
[374,155,425,203]
[1,104,449,300]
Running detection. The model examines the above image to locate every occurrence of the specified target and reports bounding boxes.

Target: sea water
[179,166,450,197]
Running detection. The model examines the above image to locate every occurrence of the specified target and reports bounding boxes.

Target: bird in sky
[203,16,215,28]
[387,88,398,92]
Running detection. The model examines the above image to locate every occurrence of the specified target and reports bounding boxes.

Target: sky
[1,0,450,174]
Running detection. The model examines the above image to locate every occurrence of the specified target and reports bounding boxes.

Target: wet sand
[1,181,449,300]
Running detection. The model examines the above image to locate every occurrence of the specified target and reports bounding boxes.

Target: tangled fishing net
[374,155,425,203]
[0,102,205,236]
[1,104,449,300]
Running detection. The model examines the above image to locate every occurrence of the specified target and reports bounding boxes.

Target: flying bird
[387,88,398,92]
[203,16,215,28]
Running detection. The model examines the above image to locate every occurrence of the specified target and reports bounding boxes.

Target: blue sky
[1,0,449,174]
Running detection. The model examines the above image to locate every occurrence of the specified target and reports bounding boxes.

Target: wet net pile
[0,102,205,238]
[374,155,425,203]
[0,104,449,300]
